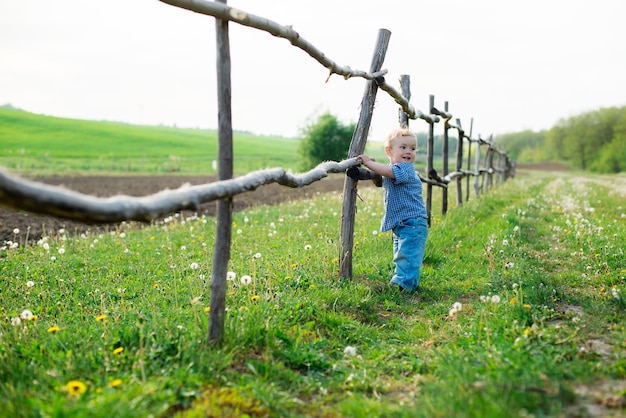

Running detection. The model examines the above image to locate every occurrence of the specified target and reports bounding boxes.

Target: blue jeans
[389,217,428,291]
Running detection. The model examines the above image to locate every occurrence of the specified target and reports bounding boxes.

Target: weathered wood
[441,101,450,214]
[425,95,435,226]
[0,159,361,224]
[339,28,391,280]
[473,136,482,197]
[399,75,411,128]
[465,118,474,202]
[209,0,233,344]
[455,118,464,206]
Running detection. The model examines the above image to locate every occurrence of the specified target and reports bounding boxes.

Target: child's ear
[384,146,392,156]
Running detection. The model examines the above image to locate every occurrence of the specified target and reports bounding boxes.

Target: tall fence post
[441,101,450,214]
[208,0,233,344]
[425,95,436,226]
[399,75,411,127]
[473,136,482,197]
[465,118,473,202]
[455,119,464,207]
[339,28,391,280]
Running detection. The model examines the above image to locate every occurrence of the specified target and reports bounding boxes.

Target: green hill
[0,107,301,175]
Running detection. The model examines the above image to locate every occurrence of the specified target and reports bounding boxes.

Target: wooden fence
[0,0,514,343]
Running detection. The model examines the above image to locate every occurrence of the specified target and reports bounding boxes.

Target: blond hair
[384,127,417,149]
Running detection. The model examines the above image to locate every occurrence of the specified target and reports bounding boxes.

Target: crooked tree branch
[157,0,436,124]
[0,158,361,224]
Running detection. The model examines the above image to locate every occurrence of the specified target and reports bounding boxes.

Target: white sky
[1,0,625,142]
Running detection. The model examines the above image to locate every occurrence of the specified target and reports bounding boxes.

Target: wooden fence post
[425,95,435,226]
[473,136,482,197]
[339,28,391,280]
[209,0,233,344]
[441,101,450,215]
[465,118,473,202]
[399,75,411,127]
[455,118,464,207]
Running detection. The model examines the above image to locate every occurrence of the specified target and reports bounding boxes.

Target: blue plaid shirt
[380,162,428,232]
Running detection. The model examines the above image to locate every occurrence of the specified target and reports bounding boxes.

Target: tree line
[496,105,626,173]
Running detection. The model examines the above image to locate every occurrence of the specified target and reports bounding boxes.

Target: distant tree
[495,130,547,162]
[298,113,355,170]
[592,111,626,173]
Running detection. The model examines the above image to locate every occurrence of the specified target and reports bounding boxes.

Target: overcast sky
[1,0,625,143]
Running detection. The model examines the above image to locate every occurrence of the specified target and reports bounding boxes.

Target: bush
[298,113,354,170]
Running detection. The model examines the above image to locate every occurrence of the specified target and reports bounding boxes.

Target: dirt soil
[1,163,570,244]
[1,174,360,243]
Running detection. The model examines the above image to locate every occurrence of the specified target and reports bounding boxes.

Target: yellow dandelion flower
[523,304,531,309]
[29,315,38,321]
[66,380,87,396]
[204,306,211,313]
[251,295,260,302]
[109,379,122,388]
[510,297,516,304]
[96,314,107,322]
[153,283,159,289]
[47,325,60,333]
[523,327,532,335]
[113,347,124,355]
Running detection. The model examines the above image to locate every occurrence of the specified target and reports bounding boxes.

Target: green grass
[1,170,625,417]
[0,108,388,175]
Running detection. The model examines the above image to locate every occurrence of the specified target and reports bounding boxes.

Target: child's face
[385,135,417,164]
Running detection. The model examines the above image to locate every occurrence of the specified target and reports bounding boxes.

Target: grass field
[0,108,387,175]
[1,111,625,417]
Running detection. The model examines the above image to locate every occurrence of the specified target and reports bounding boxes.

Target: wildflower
[372,230,379,235]
[513,226,519,232]
[190,262,199,270]
[240,275,252,285]
[448,302,462,318]
[96,314,107,322]
[48,326,60,333]
[13,228,19,234]
[480,295,489,302]
[251,295,260,302]
[113,347,124,355]
[109,379,122,388]
[523,327,532,335]
[119,232,126,238]
[20,309,33,320]
[343,346,357,356]
[11,317,21,326]
[26,281,35,288]
[204,306,211,313]
[226,271,236,281]
[180,245,186,251]
[523,304,531,309]
[505,262,514,269]
[253,252,262,259]
[491,295,501,304]
[611,286,619,299]
[66,380,87,396]
[58,248,65,255]
[502,239,509,246]
[153,283,159,289]
[510,297,516,304]
[304,244,312,250]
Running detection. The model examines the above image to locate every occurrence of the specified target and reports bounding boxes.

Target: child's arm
[358,154,395,179]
